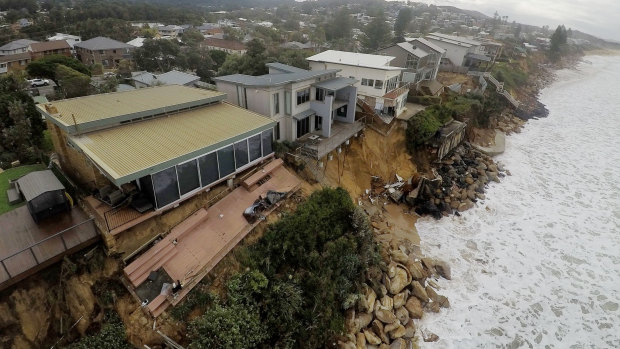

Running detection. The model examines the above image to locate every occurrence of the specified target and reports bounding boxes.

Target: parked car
[28,78,49,87]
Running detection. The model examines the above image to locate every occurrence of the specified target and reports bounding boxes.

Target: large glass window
[273,93,279,114]
[139,175,156,206]
[284,90,291,115]
[262,129,273,155]
[296,88,310,105]
[296,117,310,138]
[248,134,262,162]
[316,88,325,101]
[177,160,200,196]
[152,166,180,208]
[198,152,219,186]
[217,145,235,177]
[374,80,384,90]
[234,140,249,168]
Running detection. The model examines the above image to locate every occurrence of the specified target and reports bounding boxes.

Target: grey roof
[215,68,339,87]
[132,70,200,86]
[0,39,38,51]
[266,62,306,74]
[280,41,314,50]
[131,72,156,85]
[157,70,200,85]
[75,36,134,50]
[292,108,315,121]
[313,77,357,91]
[17,170,65,202]
[411,37,446,54]
[396,42,430,58]
[465,52,491,62]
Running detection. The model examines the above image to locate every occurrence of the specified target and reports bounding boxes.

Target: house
[280,41,317,52]
[215,62,361,159]
[15,170,70,222]
[0,52,31,75]
[38,85,276,215]
[17,18,32,28]
[74,36,135,68]
[376,38,446,85]
[307,50,409,122]
[0,39,38,56]
[131,70,200,88]
[126,37,146,48]
[29,40,72,60]
[424,32,489,68]
[200,38,246,55]
[157,25,184,38]
[47,33,82,48]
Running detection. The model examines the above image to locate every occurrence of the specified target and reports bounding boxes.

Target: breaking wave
[416,55,620,348]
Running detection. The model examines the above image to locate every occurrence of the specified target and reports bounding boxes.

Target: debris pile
[362,143,508,219]
[339,238,450,348]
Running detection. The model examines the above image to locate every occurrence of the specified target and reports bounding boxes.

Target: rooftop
[409,37,446,54]
[214,65,338,87]
[38,85,226,134]
[306,50,404,70]
[201,38,246,51]
[16,170,65,201]
[426,32,481,48]
[395,42,431,58]
[30,40,71,52]
[67,101,274,184]
[75,36,134,51]
[0,39,38,51]
[0,52,31,63]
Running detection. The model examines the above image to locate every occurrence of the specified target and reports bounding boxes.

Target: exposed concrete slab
[472,130,505,156]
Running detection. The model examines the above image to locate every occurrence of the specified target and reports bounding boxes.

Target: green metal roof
[37,85,227,134]
[69,102,275,186]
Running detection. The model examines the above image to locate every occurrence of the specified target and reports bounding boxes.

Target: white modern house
[424,32,489,68]
[306,50,409,122]
[215,63,362,159]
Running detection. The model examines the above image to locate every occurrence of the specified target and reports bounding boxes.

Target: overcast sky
[404,0,620,41]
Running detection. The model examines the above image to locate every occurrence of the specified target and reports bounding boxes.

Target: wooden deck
[0,206,99,290]
[124,161,301,317]
[84,196,160,236]
[299,120,364,159]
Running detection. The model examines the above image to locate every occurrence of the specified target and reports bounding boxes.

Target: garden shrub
[188,188,380,349]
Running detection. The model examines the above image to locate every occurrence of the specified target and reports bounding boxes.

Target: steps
[242,159,283,191]
[125,244,178,287]
[148,294,169,318]
[123,208,209,287]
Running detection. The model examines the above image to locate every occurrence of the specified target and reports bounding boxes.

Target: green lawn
[0,164,46,215]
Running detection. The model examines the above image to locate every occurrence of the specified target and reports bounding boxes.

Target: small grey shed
[16,170,70,222]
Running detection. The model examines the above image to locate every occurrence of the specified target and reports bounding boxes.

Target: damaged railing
[0,218,95,279]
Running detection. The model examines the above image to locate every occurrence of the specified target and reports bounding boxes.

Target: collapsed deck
[123,159,301,317]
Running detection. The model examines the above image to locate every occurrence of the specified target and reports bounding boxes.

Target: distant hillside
[436,5,490,20]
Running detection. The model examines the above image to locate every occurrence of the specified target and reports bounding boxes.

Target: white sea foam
[416,56,620,348]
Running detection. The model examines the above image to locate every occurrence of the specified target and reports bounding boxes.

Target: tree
[209,50,229,68]
[132,39,181,72]
[26,55,91,83]
[2,101,33,162]
[360,12,392,52]
[326,7,352,41]
[394,7,413,42]
[56,64,91,98]
[549,24,568,60]
[181,29,205,48]
[0,74,44,166]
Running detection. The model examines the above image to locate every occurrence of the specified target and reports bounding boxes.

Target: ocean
[416,55,620,348]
